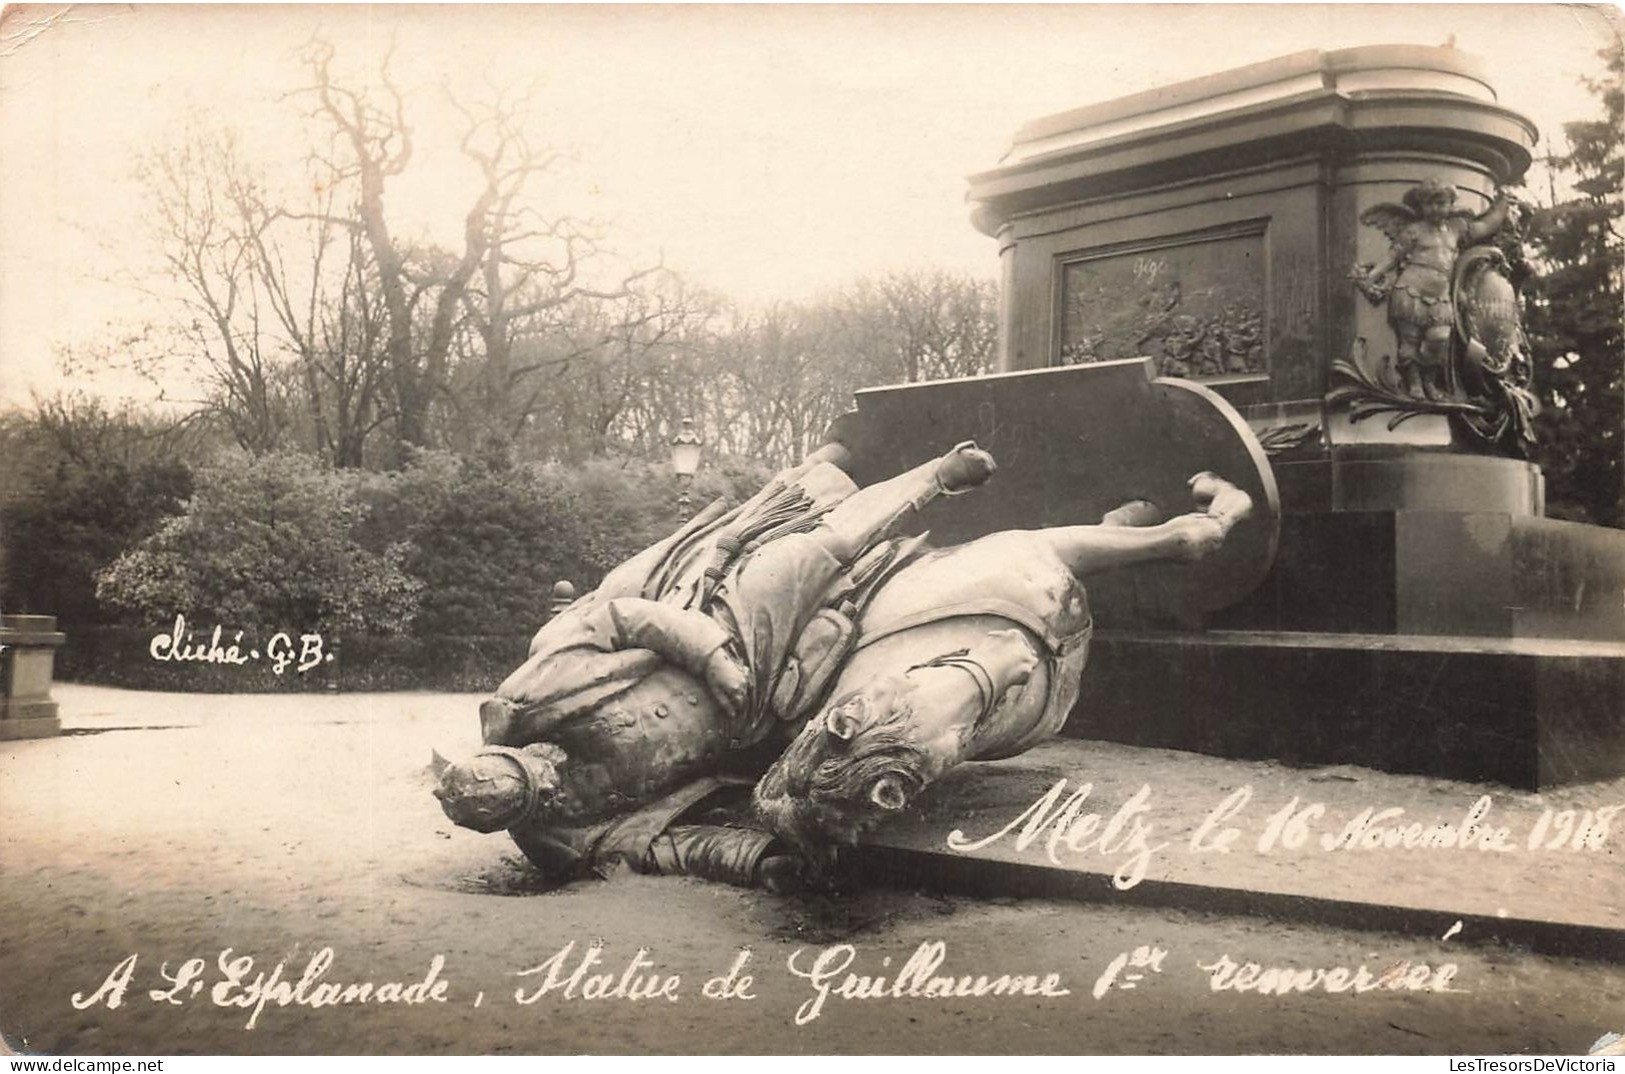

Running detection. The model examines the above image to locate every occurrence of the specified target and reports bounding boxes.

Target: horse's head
[753,627,1041,854]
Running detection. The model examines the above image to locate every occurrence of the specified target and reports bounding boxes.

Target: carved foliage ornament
[1339,179,1539,452]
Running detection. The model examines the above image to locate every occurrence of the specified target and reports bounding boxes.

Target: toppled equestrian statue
[434,421,1254,891]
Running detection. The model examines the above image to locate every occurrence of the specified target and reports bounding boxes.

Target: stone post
[0,614,66,740]
[550,580,578,620]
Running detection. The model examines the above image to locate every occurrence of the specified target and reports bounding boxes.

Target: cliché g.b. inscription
[148,614,331,675]
[1058,231,1267,380]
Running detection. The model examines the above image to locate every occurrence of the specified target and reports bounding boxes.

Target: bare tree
[838,270,998,383]
[681,274,996,469]
[296,38,427,453]
[490,275,718,461]
[691,302,857,465]
[134,123,397,467]
[295,39,658,459]
[137,130,290,454]
[23,392,208,472]
[226,162,398,468]
[109,42,997,478]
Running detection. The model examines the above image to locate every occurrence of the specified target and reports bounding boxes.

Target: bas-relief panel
[1056,231,1267,380]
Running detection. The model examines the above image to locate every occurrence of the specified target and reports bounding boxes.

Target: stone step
[0,713,62,740]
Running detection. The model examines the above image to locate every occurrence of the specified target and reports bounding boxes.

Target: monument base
[1145,507,1625,788]
[929,44,1622,792]
[1212,509,1625,642]
[1070,630,1625,789]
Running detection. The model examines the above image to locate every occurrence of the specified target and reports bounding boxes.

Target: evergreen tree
[1525,37,1624,526]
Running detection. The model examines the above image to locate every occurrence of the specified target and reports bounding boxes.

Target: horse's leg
[808,442,994,562]
[1042,472,1251,578]
[770,441,856,485]
[1100,499,1164,528]
[717,443,995,705]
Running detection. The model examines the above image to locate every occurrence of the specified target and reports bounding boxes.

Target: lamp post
[669,416,703,517]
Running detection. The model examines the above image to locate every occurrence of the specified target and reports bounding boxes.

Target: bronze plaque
[1057,227,1267,378]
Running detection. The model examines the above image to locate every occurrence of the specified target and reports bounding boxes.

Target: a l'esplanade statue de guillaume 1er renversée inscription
[1340,177,1539,452]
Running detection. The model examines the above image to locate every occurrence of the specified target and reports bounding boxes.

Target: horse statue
[433,427,1255,891]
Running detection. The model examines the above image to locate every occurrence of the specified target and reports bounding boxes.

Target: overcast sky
[0,2,1618,408]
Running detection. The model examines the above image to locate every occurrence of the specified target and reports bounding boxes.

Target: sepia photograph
[1,1,1622,1058]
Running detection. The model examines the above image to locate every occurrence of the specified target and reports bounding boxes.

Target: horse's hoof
[936,442,997,495]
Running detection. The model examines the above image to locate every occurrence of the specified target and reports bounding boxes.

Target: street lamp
[670,416,703,517]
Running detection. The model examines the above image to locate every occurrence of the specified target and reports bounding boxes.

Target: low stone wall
[55,627,532,693]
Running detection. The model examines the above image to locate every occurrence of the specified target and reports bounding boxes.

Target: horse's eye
[870,775,907,811]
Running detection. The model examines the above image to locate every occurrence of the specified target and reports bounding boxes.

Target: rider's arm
[602,598,731,679]
[602,598,747,715]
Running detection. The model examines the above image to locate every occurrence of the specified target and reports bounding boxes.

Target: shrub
[350,450,776,636]
[97,451,421,635]
[354,451,580,636]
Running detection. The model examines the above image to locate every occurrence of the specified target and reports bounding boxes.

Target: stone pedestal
[1,614,65,740]
[970,45,1534,429]
[944,45,1625,789]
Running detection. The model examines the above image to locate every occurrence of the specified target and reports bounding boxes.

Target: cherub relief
[1351,179,1512,402]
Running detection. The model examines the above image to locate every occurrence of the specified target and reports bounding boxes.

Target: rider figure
[435,440,999,886]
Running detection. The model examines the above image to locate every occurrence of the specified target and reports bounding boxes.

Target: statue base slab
[1072,630,1625,789]
[1213,510,1625,642]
